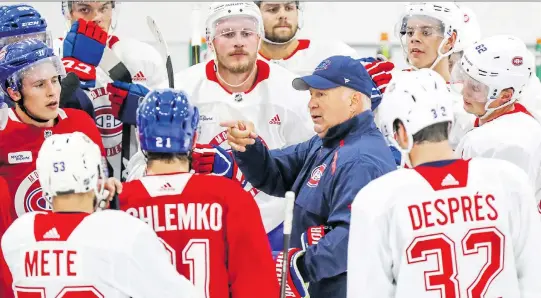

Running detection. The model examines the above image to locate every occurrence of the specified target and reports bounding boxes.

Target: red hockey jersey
[0,108,105,219]
[120,172,280,298]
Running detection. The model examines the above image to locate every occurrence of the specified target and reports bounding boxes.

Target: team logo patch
[512,56,523,66]
[464,13,470,23]
[15,170,52,216]
[307,164,327,188]
[315,59,331,71]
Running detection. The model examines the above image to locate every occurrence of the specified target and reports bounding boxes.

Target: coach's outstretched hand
[220,120,258,152]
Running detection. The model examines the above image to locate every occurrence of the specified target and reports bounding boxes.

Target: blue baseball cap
[292,55,373,99]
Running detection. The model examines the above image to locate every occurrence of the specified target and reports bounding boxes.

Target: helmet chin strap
[17,98,50,123]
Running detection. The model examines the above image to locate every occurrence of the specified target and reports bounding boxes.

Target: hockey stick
[190,3,202,66]
[99,46,132,182]
[146,16,174,88]
[280,191,296,298]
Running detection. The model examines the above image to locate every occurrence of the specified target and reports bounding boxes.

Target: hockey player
[0,4,96,119]
[0,178,13,298]
[119,89,279,298]
[452,35,541,204]
[1,131,199,298]
[59,1,165,181]
[0,39,105,216]
[222,55,396,298]
[348,68,541,298]
[127,2,314,251]
[253,1,357,76]
[393,2,473,149]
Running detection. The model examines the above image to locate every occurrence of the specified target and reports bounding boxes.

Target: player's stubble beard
[264,23,298,43]
[218,51,258,74]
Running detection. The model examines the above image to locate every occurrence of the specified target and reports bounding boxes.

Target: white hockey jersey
[127,59,313,233]
[519,74,541,120]
[347,158,541,298]
[55,36,167,181]
[258,39,359,76]
[1,210,199,298]
[456,103,541,204]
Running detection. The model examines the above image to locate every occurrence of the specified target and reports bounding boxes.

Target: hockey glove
[273,248,308,298]
[300,225,332,250]
[192,144,245,185]
[62,19,108,88]
[358,56,395,94]
[107,81,149,125]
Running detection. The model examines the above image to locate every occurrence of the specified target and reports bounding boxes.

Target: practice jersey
[347,158,541,298]
[119,173,279,298]
[127,59,313,233]
[0,108,105,219]
[1,210,199,298]
[259,39,359,76]
[519,74,541,120]
[456,103,541,204]
[55,35,166,181]
[0,177,14,298]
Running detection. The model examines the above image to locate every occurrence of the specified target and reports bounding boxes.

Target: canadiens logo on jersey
[15,170,51,216]
[91,87,123,157]
[307,164,326,188]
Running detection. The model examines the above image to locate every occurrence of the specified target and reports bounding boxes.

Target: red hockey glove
[273,248,308,298]
[192,144,245,185]
[359,56,395,94]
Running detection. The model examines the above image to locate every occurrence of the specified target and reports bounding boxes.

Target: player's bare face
[20,63,61,120]
[404,17,445,69]
[213,17,259,74]
[70,2,113,32]
[308,87,352,138]
[260,2,299,43]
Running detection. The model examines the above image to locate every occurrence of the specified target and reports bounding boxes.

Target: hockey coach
[221,55,396,298]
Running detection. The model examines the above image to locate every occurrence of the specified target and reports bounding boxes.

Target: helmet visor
[213,15,259,42]
[8,56,66,92]
[0,31,52,49]
[395,15,445,44]
[450,62,489,103]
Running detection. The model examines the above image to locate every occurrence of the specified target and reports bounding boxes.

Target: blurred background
[5,2,541,71]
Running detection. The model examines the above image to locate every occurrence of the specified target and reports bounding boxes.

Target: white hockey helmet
[450,35,533,119]
[61,1,121,35]
[36,132,106,206]
[379,68,454,153]
[205,2,264,52]
[395,2,463,70]
[453,5,481,53]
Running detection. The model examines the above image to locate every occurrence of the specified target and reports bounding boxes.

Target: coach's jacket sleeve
[233,136,315,197]
[300,159,383,282]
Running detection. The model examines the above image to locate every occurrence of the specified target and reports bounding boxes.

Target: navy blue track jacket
[234,110,396,298]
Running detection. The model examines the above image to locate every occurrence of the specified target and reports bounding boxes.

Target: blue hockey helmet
[137,89,200,154]
[0,4,51,48]
[0,39,66,95]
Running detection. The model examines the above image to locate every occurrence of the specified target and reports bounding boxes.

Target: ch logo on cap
[315,59,331,71]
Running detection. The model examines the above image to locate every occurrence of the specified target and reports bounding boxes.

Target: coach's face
[8,62,61,122]
[259,2,299,43]
[308,86,361,138]
[213,16,260,74]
